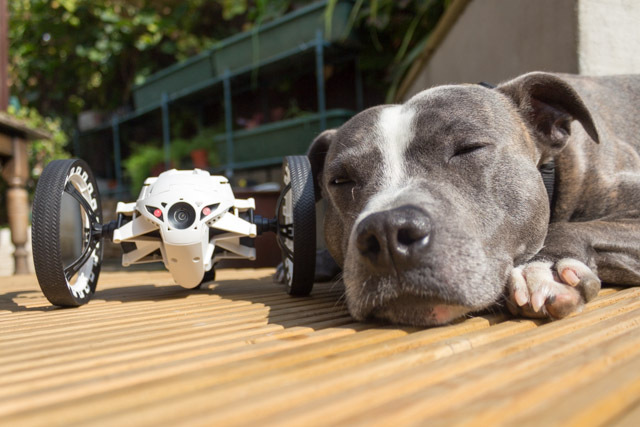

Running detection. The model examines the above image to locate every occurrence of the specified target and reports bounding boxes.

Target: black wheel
[32,159,103,306]
[277,156,316,296]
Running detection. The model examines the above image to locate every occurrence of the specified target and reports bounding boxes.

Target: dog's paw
[507,258,601,319]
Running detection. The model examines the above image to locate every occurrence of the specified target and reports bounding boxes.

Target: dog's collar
[477,81,496,89]
[540,160,555,206]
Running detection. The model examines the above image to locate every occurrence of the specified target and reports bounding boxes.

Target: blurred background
[1,0,639,273]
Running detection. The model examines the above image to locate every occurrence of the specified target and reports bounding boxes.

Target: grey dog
[307,71,640,326]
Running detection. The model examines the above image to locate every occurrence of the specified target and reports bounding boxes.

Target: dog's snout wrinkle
[356,205,432,273]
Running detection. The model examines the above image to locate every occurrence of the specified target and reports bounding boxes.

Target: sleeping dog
[307,72,640,326]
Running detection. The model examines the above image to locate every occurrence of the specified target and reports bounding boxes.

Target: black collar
[539,160,555,206]
[477,81,496,89]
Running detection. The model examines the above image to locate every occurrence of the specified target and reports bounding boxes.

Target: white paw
[507,258,601,319]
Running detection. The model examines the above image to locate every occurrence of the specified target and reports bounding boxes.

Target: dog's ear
[307,129,336,201]
[498,72,599,153]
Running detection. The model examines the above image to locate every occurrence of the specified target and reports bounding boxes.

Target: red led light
[153,208,162,218]
[202,206,212,216]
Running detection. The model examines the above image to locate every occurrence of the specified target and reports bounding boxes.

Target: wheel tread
[283,155,316,296]
[32,159,102,306]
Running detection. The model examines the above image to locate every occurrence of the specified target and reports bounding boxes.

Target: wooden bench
[1,269,639,425]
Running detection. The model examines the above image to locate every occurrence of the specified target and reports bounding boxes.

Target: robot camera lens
[168,202,196,229]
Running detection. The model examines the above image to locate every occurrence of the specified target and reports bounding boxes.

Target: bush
[124,126,221,193]
[123,143,166,195]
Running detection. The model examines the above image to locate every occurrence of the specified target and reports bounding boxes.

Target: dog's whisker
[333,291,347,309]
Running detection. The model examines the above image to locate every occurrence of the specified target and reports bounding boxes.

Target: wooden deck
[1,269,640,426]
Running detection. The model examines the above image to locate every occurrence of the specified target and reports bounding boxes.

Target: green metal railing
[78,0,360,194]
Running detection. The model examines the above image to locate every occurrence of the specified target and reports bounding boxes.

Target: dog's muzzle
[355,205,432,274]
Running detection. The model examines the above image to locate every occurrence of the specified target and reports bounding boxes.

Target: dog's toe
[544,289,582,319]
[555,258,601,301]
[507,259,598,320]
[507,264,547,318]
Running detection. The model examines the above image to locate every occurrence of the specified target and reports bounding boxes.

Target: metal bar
[111,117,123,192]
[212,156,285,174]
[315,29,327,131]
[168,41,323,101]
[213,0,329,51]
[211,109,355,174]
[223,69,234,177]
[78,42,327,136]
[78,99,173,135]
[355,56,364,112]
[161,92,171,170]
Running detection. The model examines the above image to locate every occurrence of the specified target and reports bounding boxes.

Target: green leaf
[58,0,78,13]
[221,0,248,20]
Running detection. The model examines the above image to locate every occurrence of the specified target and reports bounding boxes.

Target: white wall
[578,0,640,75]
[402,0,640,101]
[403,0,579,100]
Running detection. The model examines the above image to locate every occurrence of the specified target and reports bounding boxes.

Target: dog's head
[309,72,599,326]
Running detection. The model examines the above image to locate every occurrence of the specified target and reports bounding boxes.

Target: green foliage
[170,127,222,167]
[124,125,222,193]
[9,0,445,141]
[123,143,165,194]
[326,0,446,101]
[220,0,295,23]
[9,0,315,131]
[6,104,69,181]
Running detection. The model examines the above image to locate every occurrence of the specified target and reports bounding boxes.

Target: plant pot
[151,162,169,177]
[190,148,209,169]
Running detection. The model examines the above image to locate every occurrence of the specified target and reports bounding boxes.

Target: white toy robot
[114,169,258,288]
[31,157,316,307]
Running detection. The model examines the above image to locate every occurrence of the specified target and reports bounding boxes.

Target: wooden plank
[612,400,640,427]
[507,354,640,427]
[1,270,640,426]
[242,301,640,426]
[0,111,51,139]
[0,326,364,417]
[109,317,531,426]
[329,307,640,427]
[422,328,640,426]
[0,132,11,155]
[1,316,502,425]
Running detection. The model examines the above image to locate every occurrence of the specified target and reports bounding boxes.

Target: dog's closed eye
[331,177,354,186]
[452,143,489,158]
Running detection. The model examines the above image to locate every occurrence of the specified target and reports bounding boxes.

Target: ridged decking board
[1,269,640,426]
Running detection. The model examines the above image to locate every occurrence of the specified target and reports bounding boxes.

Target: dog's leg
[507,220,640,319]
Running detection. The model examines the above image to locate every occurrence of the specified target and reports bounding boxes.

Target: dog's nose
[355,205,432,272]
